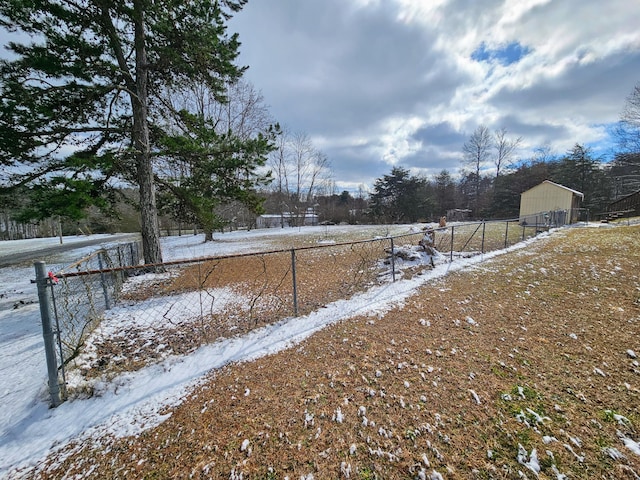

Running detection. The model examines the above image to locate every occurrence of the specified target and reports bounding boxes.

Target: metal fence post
[504,221,509,249]
[390,237,396,282]
[129,242,136,265]
[291,249,298,316]
[34,261,62,407]
[481,221,486,254]
[450,225,455,262]
[98,252,111,310]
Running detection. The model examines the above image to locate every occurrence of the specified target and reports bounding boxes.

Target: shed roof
[522,180,584,199]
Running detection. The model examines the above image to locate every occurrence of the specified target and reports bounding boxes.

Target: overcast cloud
[229,0,640,191]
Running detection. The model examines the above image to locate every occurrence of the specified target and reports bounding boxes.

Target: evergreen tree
[369,167,430,223]
[155,110,277,241]
[490,160,551,218]
[433,169,456,217]
[457,170,493,218]
[550,144,611,213]
[154,80,277,241]
[0,0,247,262]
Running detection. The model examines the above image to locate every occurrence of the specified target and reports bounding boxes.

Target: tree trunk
[133,2,163,265]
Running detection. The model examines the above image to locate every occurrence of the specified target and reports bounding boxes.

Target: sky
[227,0,640,191]
[0,1,638,195]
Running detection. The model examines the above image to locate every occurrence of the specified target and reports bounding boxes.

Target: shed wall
[519,182,574,218]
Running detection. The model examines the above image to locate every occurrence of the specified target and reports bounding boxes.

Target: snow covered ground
[0,224,546,478]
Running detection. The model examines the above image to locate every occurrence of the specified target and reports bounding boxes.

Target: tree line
[363,85,640,224]
[366,146,611,224]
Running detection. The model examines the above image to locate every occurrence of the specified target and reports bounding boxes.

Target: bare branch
[493,127,522,178]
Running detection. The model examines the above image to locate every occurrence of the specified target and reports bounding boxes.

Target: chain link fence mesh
[52,242,142,366]
[41,220,543,397]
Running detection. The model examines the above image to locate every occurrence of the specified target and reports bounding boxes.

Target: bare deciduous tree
[269,126,293,228]
[617,82,640,154]
[462,125,492,215]
[463,125,492,178]
[268,130,332,226]
[493,127,522,178]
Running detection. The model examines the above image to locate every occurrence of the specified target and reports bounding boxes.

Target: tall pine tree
[0,0,247,263]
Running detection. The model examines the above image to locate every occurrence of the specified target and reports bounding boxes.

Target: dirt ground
[32,224,640,479]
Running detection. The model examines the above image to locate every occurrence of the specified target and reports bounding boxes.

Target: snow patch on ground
[0,225,548,475]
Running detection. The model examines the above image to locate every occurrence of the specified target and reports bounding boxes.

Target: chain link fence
[520,208,589,228]
[36,219,544,405]
[54,242,142,360]
[35,241,142,403]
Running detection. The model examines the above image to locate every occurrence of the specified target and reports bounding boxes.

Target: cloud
[1,0,636,197]
[233,0,449,133]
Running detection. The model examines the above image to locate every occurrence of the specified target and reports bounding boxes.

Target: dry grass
[76,235,424,383]
[33,225,640,479]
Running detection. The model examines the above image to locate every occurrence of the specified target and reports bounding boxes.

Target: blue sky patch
[471,41,532,66]
[584,122,620,162]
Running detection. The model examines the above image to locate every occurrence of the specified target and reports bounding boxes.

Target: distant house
[519,180,584,225]
[256,214,287,229]
[446,209,472,222]
[256,213,318,229]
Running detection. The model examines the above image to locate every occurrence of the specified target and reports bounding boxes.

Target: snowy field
[0,224,552,477]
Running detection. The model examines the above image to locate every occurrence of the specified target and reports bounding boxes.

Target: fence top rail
[55,240,140,276]
[440,218,522,227]
[52,220,520,279]
[59,248,106,274]
[52,231,405,278]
